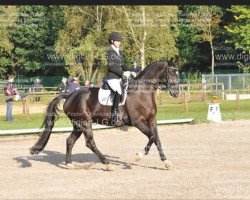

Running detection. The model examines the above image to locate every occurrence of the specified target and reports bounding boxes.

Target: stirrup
[111,114,122,126]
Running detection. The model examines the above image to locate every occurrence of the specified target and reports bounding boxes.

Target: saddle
[98,79,128,106]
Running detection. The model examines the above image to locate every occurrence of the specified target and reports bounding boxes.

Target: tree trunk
[210,40,215,75]
[140,44,145,69]
[140,6,147,69]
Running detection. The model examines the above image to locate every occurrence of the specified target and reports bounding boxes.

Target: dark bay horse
[30,60,180,170]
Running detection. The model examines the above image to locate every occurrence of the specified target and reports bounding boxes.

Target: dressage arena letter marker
[207,103,222,123]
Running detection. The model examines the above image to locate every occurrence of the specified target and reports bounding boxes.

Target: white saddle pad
[98,81,128,106]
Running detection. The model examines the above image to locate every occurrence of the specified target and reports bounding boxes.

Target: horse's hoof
[58,162,75,169]
[135,152,144,161]
[164,160,173,170]
[66,163,75,167]
[105,164,114,171]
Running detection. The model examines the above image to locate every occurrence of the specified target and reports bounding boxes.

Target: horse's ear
[172,56,180,67]
[169,57,174,64]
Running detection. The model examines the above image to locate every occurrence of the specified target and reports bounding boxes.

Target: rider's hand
[131,72,136,77]
[123,71,131,78]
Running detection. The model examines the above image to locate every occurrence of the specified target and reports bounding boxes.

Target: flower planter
[211,99,219,104]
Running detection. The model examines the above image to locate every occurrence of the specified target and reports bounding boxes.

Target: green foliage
[0,6,18,78]
[0,5,248,79]
[225,6,250,76]
[10,6,65,76]
[181,71,202,84]
[188,6,223,75]
[55,6,108,83]
[237,61,250,74]
[210,95,219,100]
[109,6,180,68]
[225,6,250,53]
[177,6,199,66]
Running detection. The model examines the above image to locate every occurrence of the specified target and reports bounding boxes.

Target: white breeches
[107,79,122,95]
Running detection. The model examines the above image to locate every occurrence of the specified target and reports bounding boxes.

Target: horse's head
[159,60,180,98]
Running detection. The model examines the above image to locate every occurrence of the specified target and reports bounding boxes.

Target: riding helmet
[108,32,123,44]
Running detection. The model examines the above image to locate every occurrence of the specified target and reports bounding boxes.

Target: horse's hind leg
[65,126,82,164]
[82,124,113,170]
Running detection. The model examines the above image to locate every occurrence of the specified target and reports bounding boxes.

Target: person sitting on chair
[103,31,136,126]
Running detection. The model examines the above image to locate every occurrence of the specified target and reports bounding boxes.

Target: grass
[1,93,250,131]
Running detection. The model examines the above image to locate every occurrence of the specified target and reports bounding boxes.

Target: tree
[188,6,223,75]
[225,6,250,72]
[11,6,65,76]
[106,6,179,69]
[177,6,200,68]
[0,6,18,78]
[55,6,108,83]
[225,6,250,53]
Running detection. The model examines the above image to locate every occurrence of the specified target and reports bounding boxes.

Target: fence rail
[1,84,250,116]
[203,73,250,90]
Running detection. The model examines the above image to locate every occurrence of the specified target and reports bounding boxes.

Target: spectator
[4,75,18,121]
[68,77,81,94]
[33,78,42,101]
[131,60,142,77]
[84,80,90,88]
[58,77,68,94]
[84,80,95,88]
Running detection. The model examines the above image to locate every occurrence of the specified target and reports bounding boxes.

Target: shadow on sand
[14,150,166,171]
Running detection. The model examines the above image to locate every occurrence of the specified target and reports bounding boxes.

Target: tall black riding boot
[111,92,121,126]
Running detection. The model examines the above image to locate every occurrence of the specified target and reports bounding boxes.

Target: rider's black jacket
[104,47,131,80]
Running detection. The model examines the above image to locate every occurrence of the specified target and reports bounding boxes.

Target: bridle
[144,66,179,91]
[127,65,179,92]
[162,66,179,91]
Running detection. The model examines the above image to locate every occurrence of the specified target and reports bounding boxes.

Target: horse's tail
[30,94,67,155]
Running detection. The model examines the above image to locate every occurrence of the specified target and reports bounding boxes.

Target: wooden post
[236,90,240,111]
[202,91,206,101]
[22,97,30,116]
[157,89,162,105]
[156,89,161,105]
[184,91,188,112]
[159,92,162,105]
[222,84,225,100]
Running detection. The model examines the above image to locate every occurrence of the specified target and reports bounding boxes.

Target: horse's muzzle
[169,90,179,98]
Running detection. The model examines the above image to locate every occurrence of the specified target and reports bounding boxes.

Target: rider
[104,31,136,125]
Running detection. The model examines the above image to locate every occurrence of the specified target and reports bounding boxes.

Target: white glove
[123,71,131,78]
[131,72,137,77]
[14,95,20,101]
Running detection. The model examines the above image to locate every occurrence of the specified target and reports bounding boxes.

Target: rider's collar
[111,44,120,56]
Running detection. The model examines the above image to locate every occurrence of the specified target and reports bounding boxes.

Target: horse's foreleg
[65,126,82,164]
[149,118,173,170]
[83,126,113,170]
[134,119,154,160]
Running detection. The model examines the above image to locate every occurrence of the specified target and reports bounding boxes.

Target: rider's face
[114,40,121,47]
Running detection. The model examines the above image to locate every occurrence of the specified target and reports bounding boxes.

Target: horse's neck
[139,67,163,84]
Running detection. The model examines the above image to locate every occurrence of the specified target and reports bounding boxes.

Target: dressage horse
[30,60,179,170]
